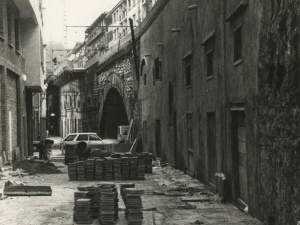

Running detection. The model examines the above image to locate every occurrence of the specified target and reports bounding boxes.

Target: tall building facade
[0,0,46,163]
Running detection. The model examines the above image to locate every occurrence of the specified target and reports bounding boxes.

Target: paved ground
[0,138,263,225]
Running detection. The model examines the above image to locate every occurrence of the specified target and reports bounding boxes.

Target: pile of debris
[13,159,62,174]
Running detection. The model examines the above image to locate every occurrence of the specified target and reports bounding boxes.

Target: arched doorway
[99,87,129,139]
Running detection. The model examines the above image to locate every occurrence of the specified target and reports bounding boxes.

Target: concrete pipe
[75,141,91,158]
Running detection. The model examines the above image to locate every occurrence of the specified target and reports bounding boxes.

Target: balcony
[86,28,107,46]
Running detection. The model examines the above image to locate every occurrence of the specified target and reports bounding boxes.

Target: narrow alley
[0,138,262,225]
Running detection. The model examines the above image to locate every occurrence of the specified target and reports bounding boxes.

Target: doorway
[173,112,178,166]
[155,120,162,158]
[232,111,248,207]
[207,113,217,191]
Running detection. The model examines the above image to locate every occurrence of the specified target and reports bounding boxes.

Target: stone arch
[99,74,130,139]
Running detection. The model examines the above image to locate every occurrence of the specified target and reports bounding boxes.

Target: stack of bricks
[73,191,92,224]
[86,159,95,181]
[137,154,145,180]
[97,182,119,224]
[129,156,138,180]
[95,158,104,180]
[103,157,114,180]
[78,186,98,219]
[121,157,130,180]
[76,161,86,181]
[123,188,144,225]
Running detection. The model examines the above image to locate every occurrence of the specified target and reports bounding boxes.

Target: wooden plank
[238,140,246,154]
[238,165,247,182]
[237,127,246,141]
[180,197,210,202]
[238,152,247,167]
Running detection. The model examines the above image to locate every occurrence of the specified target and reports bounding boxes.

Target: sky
[43,0,120,49]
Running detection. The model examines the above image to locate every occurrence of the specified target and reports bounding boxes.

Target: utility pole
[129,18,139,81]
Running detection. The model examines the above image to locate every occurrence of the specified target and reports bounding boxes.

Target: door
[155,120,162,158]
[207,113,217,190]
[174,112,178,166]
[186,114,194,174]
[232,111,248,206]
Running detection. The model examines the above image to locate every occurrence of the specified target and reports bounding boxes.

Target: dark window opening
[87,97,91,104]
[69,96,72,107]
[14,19,19,50]
[140,59,145,77]
[186,64,191,86]
[169,82,173,126]
[234,26,242,62]
[155,58,160,80]
[207,50,213,77]
[144,73,146,85]
[78,101,81,108]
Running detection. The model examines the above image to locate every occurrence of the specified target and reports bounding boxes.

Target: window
[207,50,213,77]
[89,134,101,141]
[140,59,145,77]
[144,73,146,85]
[184,56,192,87]
[78,101,81,108]
[234,26,242,62]
[76,134,88,141]
[154,58,162,80]
[7,6,12,44]
[69,96,72,107]
[186,114,193,150]
[0,0,4,37]
[169,82,173,126]
[64,134,76,141]
[128,0,131,9]
[186,64,191,86]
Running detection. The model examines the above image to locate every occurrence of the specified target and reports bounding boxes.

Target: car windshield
[89,134,101,141]
[76,134,88,141]
[64,134,77,141]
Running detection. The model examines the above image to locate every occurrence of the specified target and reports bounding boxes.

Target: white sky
[43,0,120,49]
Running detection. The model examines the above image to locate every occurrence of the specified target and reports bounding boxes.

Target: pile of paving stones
[96,182,119,224]
[123,187,144,225]
[67,153,152,181]
[73,191,93,224]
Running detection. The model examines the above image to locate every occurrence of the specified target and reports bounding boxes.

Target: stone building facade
[0,0,45,163]
[138,0,300,224]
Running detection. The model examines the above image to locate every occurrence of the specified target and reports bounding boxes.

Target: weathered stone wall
[258,0,300,224]
[96,50,141,139]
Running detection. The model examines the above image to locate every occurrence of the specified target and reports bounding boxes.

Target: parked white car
[60,133,119,152]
